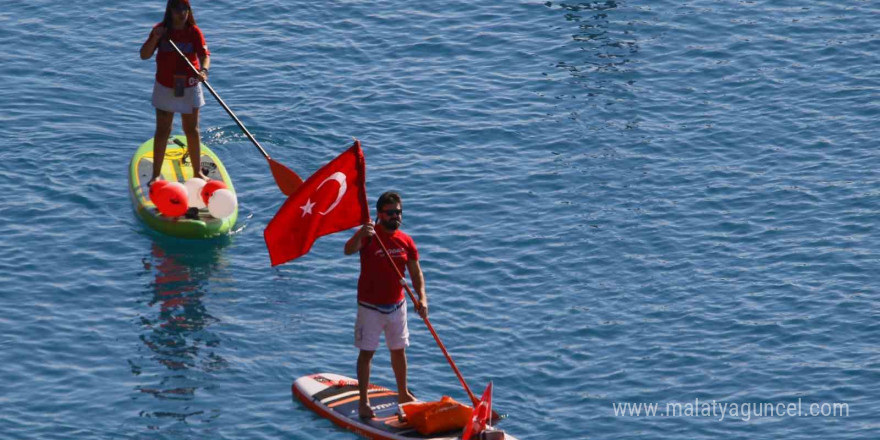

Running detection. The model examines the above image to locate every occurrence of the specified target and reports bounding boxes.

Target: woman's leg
[150,109,174,185]
[181,108,209,180]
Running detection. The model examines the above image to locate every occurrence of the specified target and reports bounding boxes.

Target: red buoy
[154,182,189,217]
[201,180,228,205]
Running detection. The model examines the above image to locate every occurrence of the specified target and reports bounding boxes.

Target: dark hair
[376,191,402,211]
[162,0,196,31]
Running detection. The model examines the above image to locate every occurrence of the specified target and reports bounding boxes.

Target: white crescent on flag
[316,172,347,215]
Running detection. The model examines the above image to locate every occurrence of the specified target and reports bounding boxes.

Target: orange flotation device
[400,396,473,435]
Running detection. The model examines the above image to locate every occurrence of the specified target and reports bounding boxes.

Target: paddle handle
[372,231,480,408]
[167,39,271,160]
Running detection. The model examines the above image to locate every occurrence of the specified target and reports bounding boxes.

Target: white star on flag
[300,198,316,217]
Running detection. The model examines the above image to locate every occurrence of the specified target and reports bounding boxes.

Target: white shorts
[152,80,205,114]
[354,301,410,351]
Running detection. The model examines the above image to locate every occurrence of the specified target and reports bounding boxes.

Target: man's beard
[381,218,401,231]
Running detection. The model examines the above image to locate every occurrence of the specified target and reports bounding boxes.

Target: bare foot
[359,402,375,419]
[147,175,162,187]
[398,390,416,404]
[396,392,416,423]
[195,170,211,181]
[396,407,411,424]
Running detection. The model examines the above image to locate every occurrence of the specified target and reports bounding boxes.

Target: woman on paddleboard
[140,0,211,185]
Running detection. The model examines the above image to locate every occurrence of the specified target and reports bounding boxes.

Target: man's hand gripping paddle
[168,39,303,195]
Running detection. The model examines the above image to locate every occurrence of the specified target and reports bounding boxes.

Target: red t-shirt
[149,24,210,88]
[358,228,419,305]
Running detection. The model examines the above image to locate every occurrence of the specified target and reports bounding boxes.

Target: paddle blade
[462,382,493,440]
[268,158,304,195]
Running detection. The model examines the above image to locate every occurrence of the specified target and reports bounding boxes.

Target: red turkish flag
[264,141,369,266]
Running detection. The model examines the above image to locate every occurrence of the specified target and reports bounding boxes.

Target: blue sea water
[0,0,878,439]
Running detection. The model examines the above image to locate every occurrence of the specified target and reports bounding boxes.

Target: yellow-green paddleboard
[129,135,238,239]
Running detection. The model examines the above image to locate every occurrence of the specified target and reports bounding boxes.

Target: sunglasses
[381,209,402,216]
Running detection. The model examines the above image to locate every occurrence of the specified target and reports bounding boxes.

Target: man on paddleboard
[344,191,428,419]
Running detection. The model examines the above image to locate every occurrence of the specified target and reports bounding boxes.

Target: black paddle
[168,39,303,195]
